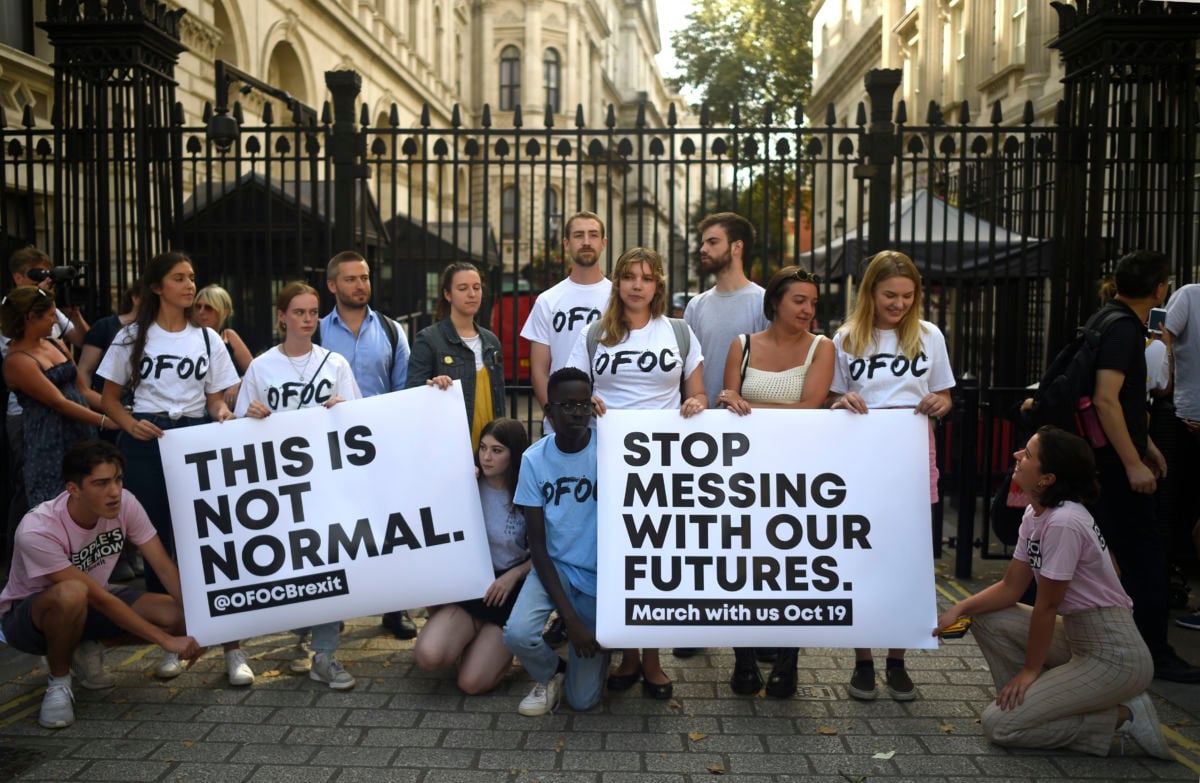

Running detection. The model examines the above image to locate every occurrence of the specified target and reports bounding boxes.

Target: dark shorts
[454,569,527,627]
[1,585,143,655]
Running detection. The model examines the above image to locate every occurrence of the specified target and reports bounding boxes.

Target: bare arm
[935,557,1033,633]
[529,341,552,408]
[76,344,104,398]
[101,379,163,440]
[1094,368,1154,492]
[223,328,253,374]
[3,348,107,428]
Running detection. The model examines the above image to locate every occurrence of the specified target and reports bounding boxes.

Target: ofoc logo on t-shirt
[847,352,929,381]
[594,348,679,376]
[138,352,209,381]
[541,475,598,505]
[552,307,601,334]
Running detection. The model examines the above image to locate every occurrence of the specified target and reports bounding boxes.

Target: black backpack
[1022,304,1141,437]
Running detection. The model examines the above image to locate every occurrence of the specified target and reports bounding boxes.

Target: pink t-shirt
[0,490,156,616]
[1014,500,1132,615]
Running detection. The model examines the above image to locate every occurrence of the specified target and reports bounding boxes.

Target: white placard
[161,383,494,646]
[596,409,938,649]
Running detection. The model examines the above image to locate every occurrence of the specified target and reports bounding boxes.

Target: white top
[2,309,74,417]
[462,333,484,371]
[684,283,769,407]
[234,344,361,416]
[97,322,240,418]
[566,316,703,411]
[520,277,613,374]
[1166,284,1200,419]
[830,320,955,408]
[1145,338,1169,402]
[740,334,826,405]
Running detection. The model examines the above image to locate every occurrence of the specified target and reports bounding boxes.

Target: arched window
[500,46,521,111]
[543,48,561,114]
[501,186,518,238]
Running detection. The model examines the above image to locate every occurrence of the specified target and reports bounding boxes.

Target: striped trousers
[974,604,1153,756]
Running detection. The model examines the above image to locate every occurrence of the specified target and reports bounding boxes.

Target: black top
[1092,300,1149,454]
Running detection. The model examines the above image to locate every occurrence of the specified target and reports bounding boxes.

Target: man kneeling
[0,440,202,728]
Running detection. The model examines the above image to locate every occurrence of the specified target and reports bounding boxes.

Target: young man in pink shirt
[0,440,202,728]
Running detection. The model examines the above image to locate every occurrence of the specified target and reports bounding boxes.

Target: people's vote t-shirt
[566,316,703,411]
[830,320,955,408]
[234,345,361,416]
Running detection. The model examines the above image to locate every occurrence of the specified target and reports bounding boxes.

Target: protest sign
[596,409,937,649]
[161,383,494,646]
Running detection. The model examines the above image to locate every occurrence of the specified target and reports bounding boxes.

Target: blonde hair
[839,250,925,359]
[194,284,234,329]
[597,247,667,347]
[275,281,319,334]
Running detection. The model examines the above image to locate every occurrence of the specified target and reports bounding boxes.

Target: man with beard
[678,212,769,669]
[522,211,613,421]
[318,250,417,640]
[684,213,769,409]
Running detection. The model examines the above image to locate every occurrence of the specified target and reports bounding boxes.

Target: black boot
[729,647,763,695]
[765,648,798,699]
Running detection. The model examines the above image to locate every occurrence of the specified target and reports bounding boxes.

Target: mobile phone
[939,616,972,639]
[1148,307,1166,334]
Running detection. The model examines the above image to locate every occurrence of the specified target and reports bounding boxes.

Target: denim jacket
[407,317,506,428]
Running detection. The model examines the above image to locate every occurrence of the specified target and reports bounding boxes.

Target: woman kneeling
[935,426,1171,759]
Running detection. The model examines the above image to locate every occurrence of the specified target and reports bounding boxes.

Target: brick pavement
[1,567,1198,782]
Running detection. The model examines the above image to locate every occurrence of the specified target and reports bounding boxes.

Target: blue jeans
[502,563,609,711]
[295,622,340,655]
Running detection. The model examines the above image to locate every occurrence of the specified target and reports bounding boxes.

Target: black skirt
[453,567,527,627]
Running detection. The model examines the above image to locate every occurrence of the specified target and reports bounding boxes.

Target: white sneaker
[38,681,75,728]
[1119,692,1174,760]
[71,640,116,690]
[225,649,255,686]
[309,653,355,690]
[518,672,563,716]
[289,643,313,673]
[155,652,183,679]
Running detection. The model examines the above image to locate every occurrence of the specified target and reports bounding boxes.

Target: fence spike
[321,101,332,125]
[513,104,523,127]
[606,104,616,129]
[420,104,431,127]
[389,104,400,127]
[700,103,710,127]
[958,99,970,125]
[636,100,646,128]
[825,102,836,126]
[173,101,185,126]
[795,104,805,126]
[895,100,908,124]
[731,103,740,126]
[24,105,36,128]
[482,104,492,128]
[762,101,773,125]
[1022,100,1035,126]
[262,101,274,126]
[926,100,943,125]
[451,104,462,128]
[667,102,677,127]
[575,104,585,128]
[1055,100,1066,126]
[203,101,213,123]
[990,100,1003,125]
[855,101,866,127]
[291,101,304,125]
[360,102,370,126]
[544,103,554,128]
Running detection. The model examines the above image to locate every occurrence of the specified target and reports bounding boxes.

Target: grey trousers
[974,604,1153,756]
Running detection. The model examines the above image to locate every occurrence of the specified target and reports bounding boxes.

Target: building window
[545,187,562,245]
[500,46,521,111]
[501,186,517,239]
[543,49,561,114]
[953,3,966,98]
[0,0,34,54]
[1011,0,1027,64]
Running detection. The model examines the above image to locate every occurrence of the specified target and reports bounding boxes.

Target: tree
[669,0,813,124]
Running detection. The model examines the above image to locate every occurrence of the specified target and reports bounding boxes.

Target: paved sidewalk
[1,563,1199,782]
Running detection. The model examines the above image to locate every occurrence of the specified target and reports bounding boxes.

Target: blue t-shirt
[514,434,599,595]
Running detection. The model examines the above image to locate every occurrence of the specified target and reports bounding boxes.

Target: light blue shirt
[515,433,598,596]
[318,306,410,397]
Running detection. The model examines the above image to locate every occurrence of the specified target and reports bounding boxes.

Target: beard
[699,249,731,276]
[570,248,599,267]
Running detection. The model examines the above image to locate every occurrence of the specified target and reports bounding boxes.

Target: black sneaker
[848,664,877,700]
[885,666,916,701]
[672,648,702,659]
[1153,650,1200,683]
[382,610,417,640]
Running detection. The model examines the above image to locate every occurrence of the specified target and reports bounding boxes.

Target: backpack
[585,317,691,400]
[1022,304,1141,439]
[314,311,401,376]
